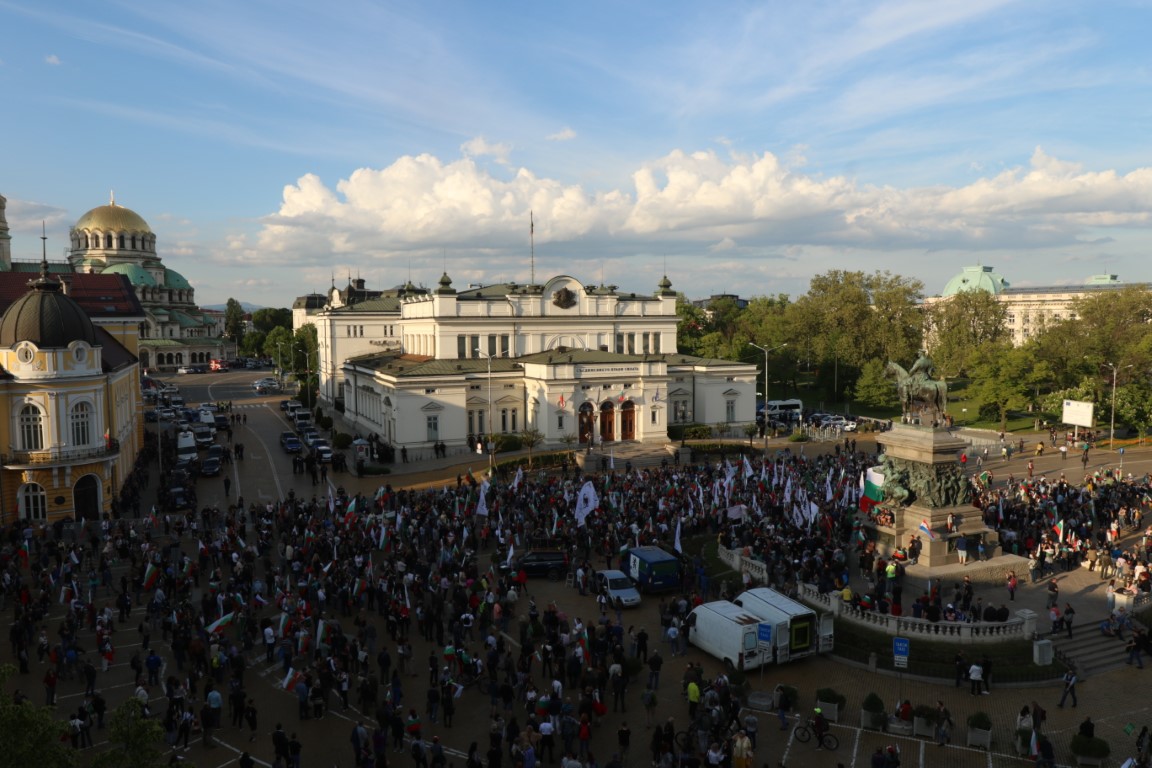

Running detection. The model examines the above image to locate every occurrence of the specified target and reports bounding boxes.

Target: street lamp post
[749,342,788,425]
[1106,362,1133,451]
[476,349,495,473]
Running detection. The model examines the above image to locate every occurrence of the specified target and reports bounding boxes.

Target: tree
[91,697,164,768]
[853,359,899,409]
[0,666,76,768]
[923,290,1008,377]
[224,297,246,344]
[292,324,320,409]
[520,428,544,468]
[251,307,293,333]
[675,295,708,355]
[263,326,294,366]
[1114,381,1152,442]
[239,330,267,359]
[967,342,1051,431]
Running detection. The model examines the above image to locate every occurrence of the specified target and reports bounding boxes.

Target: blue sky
[3,0,1152,307]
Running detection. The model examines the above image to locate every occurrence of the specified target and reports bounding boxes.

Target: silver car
[595,570,642,607]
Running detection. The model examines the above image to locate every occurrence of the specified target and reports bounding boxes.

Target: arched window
[18,404,44,450]
[130,235,137,250]
[117,234,124,248]
[20,483,47,521]
[104,234,112,248]
[71,402,92,446]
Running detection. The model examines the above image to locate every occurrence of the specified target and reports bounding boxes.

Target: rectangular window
[426,415,439,442]
[346,326,351,336]
[470,335,480,357]
[615,333,624,354]
[477,410,486,435]
[511,408,518,432]
[359,325,364,336]
[627,333,636,354]
[725,399,736,422]
[651,409,658,425]
[500,334,510,357]
[653,334,661,353]
[467,410,475,436]
[424,388,437,394]
[558,414,565,431]
[501,408,508,433]
[642,333,650,354]
[488,334,497,357]
[673,400,688,423]
[457,335,466,358]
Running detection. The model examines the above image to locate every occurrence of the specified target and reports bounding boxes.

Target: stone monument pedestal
[872,424,998,568]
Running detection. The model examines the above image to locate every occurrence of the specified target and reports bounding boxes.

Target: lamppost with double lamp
[749,342,788,430]
[1106,362,1133,451]
[475,349,495,472]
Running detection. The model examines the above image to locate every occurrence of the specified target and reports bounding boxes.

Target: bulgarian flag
[18,540,30,567]
[143,563,160,590]
[1053,520,1065,543]
[316,619,330,645]
[576,629,590,662]
[278,613,290,638]
[859,467,884,513]
[354,578,368,597]
[376,525,388,551]
[206,612,235,634]
[283,667,303,691]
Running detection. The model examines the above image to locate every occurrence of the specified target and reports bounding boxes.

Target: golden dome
[73,198,152,233]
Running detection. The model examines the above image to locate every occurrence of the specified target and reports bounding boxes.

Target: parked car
[280,432,302,452]
[176,366,193,374]
[157,408,176,421]
[253,377,278,390]
[594,569,642,607]
[501,549,570,580]
[311,440,333,463]
[200,456,222,477]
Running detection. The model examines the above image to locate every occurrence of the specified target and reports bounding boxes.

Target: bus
[763,399,803,422]
[209,359,230,372]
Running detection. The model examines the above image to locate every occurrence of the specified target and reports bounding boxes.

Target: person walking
[1006,571,1018,602]
[934,701,953,746]
[1058,669,1078,708]
[968,659,985,696]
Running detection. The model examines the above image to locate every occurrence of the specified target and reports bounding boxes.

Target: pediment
[420,402,444,412]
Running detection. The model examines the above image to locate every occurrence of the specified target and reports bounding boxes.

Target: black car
[501,549,569,580]
[200,456,222,477]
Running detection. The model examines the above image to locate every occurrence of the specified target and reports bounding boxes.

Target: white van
[732,587,833,663]
[686,601,771,672]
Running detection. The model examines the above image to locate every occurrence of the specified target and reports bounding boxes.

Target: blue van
[625,547,682,593]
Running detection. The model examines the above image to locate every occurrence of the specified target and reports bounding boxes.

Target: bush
[861,692,885,713]
[360,463,391,477]
[788,432,810,442]
[967,712,992,730]
[1070,735,1111,759]
[912,704,938,724]
[816,688,846,709]
[319,416,334,430]
[495,434,522,452]
[332,433,353,450]
[685,425,712,440]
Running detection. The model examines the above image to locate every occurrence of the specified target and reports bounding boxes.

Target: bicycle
[793,718,838,750]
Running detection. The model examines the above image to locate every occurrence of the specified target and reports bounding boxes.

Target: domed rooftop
[0,263,98,348]
[941,265,1010,297]
[74,196,152,234]
[103,262,157,287]
[164,268,191,290]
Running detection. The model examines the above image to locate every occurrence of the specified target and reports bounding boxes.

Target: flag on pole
[283,667,303,691]
[143,563,160,590]
[918,519,937,541]
[574,481,599,528]
[18,540,30,567]
[1053,520,1065,543]
[674,517,683,553]
[476,480,490,517]
[558,394,565,409]
[206,612,235,634]
[859,468,885,513]
[512,467,523,491]
[278,613,290,638]
[505,543,516,567]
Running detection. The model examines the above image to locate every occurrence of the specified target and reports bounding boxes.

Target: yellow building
[0,255,145,525]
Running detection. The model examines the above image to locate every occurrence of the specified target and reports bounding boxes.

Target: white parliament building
[302,273,757,451]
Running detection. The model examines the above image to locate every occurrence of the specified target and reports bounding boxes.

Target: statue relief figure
[885,352,948,425]
[877,453,912,507]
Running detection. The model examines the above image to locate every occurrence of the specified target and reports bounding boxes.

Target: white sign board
[1062,399,1095,428]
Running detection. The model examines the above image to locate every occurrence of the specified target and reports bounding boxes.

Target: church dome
[941,265,1009,297]
[74,201,152,234]
[103,262,157,287]
[0,267,97,348]
[164,268,191,290]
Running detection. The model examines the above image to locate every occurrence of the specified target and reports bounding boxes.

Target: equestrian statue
[885,352,948,425]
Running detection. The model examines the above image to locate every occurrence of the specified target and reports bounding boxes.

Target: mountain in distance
[202,301,267,312]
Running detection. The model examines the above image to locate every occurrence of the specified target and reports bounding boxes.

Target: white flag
[476,480,490,517]
[512,467,523,491]
[505,543,515,566]
[674,517,682,553]
[574,481,599,528]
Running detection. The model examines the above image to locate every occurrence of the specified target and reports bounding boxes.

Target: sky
[3,0,1152,308]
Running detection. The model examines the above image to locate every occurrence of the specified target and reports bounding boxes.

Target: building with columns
[314,272,757,451]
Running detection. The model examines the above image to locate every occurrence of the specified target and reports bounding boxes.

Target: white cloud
[45,54,61,65]
[546,128,577,142]
[248,146,1152,276]
[460,137,512,164]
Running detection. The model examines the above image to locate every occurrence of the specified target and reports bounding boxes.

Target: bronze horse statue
[885,357,948,424]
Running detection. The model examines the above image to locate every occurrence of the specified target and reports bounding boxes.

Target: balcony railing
[4,439,121,466]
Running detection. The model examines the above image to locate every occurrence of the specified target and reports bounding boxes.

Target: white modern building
[310,273,757,450]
